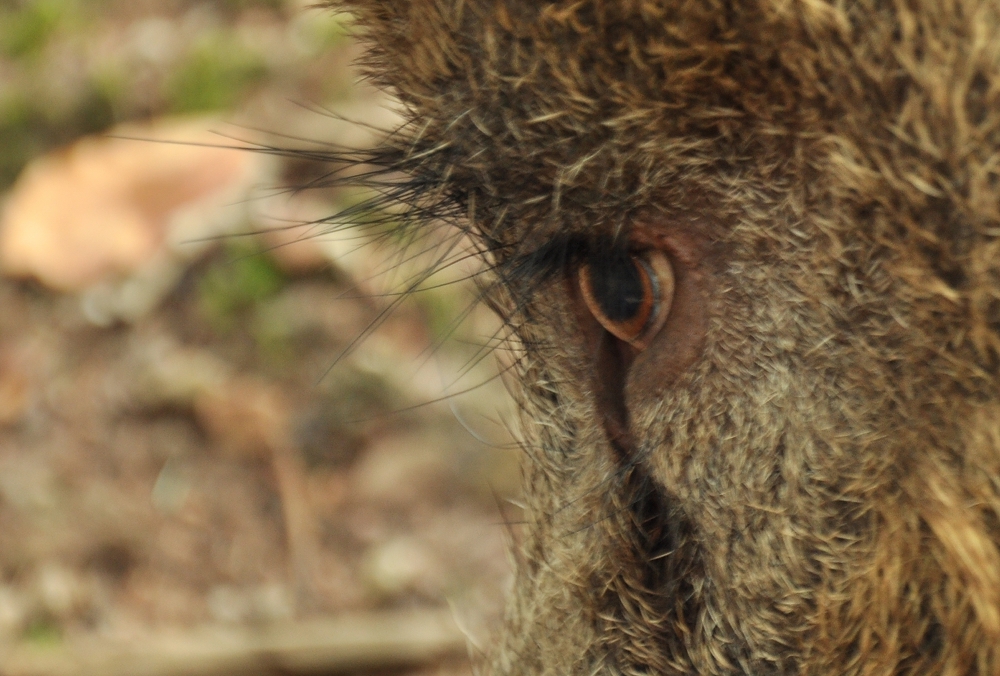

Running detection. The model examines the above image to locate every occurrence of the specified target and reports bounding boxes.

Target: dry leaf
[0,118,268,294]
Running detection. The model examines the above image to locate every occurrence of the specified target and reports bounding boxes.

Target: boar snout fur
[329,1,1000,673]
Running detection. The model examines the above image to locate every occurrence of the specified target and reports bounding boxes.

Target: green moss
[0,82,116,189]
[22,616,62,646]
[217,0,285,12]
[0,0,71,59]
[414,286,466,345]
[0,94,40,188]
[250,306,294,366]
[165,34,268,114]
[299,9,353,51]
[197,242,287,335]
[69,82,117,135]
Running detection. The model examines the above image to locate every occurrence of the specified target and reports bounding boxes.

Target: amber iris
[578,250,674,350]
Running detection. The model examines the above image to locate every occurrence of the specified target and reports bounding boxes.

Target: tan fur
[331,1,1000,673]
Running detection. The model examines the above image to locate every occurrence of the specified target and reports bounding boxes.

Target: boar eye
[578,249,674,350]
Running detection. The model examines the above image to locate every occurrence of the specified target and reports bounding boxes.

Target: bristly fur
[318,1,1000,674]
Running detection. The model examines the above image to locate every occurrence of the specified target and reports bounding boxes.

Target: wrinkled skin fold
[329,1,1000,673]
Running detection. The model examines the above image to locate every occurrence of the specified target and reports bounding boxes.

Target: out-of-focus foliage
[0,0,68,59]
[197,240,287,334]
[0,0,354,188]
[0,1,515,669]
[165,33,268,114]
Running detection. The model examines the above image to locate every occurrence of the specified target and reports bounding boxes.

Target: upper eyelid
[499,235,588,284]
[498,234,648,291]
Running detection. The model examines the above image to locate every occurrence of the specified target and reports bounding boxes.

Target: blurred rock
[206,583,293,624]
[0,584,29,639]
[206,584,251,625]
[126,334,231,410]
[0,457,59,514]
[34,563,90,621]
[361,536,441,600]
[127,17,182,67]
[248,583,293,623]
[151,457,193,516]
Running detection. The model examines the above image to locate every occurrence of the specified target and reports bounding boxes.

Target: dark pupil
[588,253,645,322]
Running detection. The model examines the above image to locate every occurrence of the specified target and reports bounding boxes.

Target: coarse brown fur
[326,1,1000,673]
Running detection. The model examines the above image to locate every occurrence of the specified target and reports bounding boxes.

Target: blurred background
[0,1,520,674]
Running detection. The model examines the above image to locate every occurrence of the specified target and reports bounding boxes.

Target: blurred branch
[0,609,468,676]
